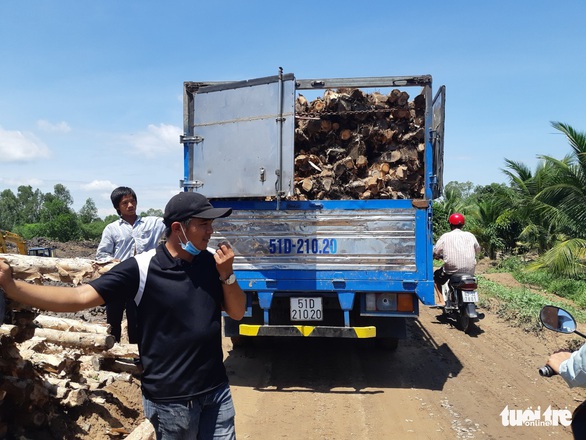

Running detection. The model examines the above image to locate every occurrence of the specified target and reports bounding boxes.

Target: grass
[478,256,586,334]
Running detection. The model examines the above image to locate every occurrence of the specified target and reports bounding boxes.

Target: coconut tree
[432,181,475,240]
[502,158,560,254]
[530,122,586,277]
[466,184,518,259]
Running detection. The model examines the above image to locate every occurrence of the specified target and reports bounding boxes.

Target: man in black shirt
[0,192,246,440]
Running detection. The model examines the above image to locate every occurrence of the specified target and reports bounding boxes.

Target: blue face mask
[179,225,201,256]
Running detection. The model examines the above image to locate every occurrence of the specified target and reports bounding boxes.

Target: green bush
[495,256,525,273]
[80,221,108,240]
[13,223,47,240]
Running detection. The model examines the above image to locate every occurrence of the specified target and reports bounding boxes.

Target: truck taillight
[365,293,397,311]
[397,293,414,312]
[365,293,414,312]
[366,293,397,312]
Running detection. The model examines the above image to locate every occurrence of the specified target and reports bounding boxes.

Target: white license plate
[290,297,323,321]
[462,291,479,302]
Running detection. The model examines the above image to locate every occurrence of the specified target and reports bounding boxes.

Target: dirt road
[226,304,586,440]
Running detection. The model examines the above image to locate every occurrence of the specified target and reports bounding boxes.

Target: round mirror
[540,305,577,334]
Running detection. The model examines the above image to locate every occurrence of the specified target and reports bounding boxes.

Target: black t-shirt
[90,244,228,401]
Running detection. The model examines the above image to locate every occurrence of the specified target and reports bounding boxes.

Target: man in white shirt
[96,187,165,343]
[432,213,481,306]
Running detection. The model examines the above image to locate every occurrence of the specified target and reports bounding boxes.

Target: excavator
[0,230,54,257]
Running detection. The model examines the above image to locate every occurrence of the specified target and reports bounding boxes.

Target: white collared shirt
[96,216,166,262]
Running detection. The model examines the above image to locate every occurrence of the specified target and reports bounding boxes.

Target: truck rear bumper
[239,324,376,338]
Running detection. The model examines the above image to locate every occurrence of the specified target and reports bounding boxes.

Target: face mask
[179,225,201,256]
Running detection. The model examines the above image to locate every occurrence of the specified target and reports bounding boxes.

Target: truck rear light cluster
[365,293,414,312]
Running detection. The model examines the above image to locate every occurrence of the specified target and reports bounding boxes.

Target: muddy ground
[12,244,586,439]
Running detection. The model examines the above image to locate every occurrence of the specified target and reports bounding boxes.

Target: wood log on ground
[91,355,140,375]
[0,324,19,337]
[83,370,132,387]
[61,387,89,408]
[0,254,117,285]
[34,314,110,335]
[19,350,80,375]
[125,419,156,440]
[33,327,115,350]
[104,343,140,358]
[1,375,50,408]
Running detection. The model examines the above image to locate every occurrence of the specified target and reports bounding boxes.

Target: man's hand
[0,258,14,290]
[213,243,235,281]
[547,350,572,374]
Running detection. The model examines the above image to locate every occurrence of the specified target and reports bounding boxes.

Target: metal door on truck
[184,74,296,199]
[431,85,446,199]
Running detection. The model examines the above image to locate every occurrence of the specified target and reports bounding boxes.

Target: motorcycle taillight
[460,281,478,290]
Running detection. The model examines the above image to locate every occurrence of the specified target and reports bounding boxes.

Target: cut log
[104,343,140,358]
[1,375,50,407]
[0,324,19,337]
[125,419,155,440]
[34,314,110,335]
[19,350,80,375]
[61,388,88,408]
[0,254,117,285]
[33,327,115,350]
[91,355,140,375]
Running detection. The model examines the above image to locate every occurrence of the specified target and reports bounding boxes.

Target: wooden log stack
[292,87,427,201]
[0,255,148,437]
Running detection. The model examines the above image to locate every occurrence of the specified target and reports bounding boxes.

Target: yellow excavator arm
[0,230,28,255]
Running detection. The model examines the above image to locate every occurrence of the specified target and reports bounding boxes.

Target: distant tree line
[433,121,586,279]
[0,184,163,242]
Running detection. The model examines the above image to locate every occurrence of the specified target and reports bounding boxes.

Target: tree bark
[33,327,115,350]
[34,314,110,335]
[0,254,117,285]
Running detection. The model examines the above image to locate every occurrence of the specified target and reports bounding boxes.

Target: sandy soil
[13,248,586,439]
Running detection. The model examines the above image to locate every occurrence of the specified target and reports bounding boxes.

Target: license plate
[290,297,323,321]
[462,291,479,302]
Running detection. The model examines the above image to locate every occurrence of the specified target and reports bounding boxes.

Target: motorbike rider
[432,213,481,306]
[545,323,586,438]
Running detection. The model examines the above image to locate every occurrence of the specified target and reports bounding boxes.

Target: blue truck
[180,71,445,348]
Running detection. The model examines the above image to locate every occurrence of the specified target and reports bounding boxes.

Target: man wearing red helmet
[432,213,481,306]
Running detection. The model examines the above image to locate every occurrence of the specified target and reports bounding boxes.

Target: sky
[1,1,585,218]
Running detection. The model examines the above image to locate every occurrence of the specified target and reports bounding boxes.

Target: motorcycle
[539,305,586,439]
[440,273,483,333]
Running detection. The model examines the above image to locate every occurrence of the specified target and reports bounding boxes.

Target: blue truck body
[181,72,445,347]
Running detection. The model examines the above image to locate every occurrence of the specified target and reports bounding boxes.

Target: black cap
[163,192,232,226]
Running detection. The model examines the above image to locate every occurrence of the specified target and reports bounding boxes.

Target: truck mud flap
[239,324,376,338]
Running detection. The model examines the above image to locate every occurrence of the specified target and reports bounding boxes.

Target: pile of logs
[0,254,153,439]
[291,87,427,200]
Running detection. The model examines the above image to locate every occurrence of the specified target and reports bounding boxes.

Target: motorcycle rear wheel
[457,308,472,333]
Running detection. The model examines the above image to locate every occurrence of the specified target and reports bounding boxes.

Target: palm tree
[432,182,476,241]
[502,158,559,254]
[530,122,586,277]
[466,185,517,259]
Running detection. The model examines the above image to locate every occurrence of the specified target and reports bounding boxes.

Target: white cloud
[0,126,51,162]
[0,177,43,187]
[81,180,117,191]
[37,119,72,133]
[126,123,181,158]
